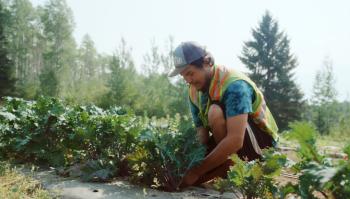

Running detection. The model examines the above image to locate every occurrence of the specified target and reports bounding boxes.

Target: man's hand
[187,114,248,179]
[180,168,200,188]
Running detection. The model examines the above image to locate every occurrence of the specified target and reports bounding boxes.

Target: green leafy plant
[221,148,286,199]
[284,121,350,199]
[212,177,232,194]
[80,159,117,182]
[0,96,206,188]
[128,116,206,191]
[0,96,142,182]
[285,122,324,165]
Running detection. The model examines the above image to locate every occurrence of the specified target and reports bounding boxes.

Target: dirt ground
[21,169,242,199]
[17,144,345,199]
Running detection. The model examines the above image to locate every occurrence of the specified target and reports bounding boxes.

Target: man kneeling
[168,41,279,187]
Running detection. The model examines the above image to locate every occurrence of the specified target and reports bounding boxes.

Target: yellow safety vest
[189,65,279,140]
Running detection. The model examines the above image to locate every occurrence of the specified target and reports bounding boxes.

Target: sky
[31,0,350,101]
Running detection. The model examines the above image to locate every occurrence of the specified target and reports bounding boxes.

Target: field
[0,97,349,199]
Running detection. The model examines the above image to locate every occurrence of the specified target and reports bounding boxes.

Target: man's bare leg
[208,104,227,143]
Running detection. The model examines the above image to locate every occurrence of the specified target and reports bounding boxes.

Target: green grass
[0,162,52,199]
[280,126,350,150]
[317,128,350,149]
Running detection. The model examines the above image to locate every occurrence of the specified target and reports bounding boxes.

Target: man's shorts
[207,117,275,161]
[237,117,275,161]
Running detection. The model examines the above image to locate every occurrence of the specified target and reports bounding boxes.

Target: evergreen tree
[66,34,108,105]
[106,39,138,108]
[311,57,338,134]
[239,11,304,131]
[5,0,39,94]
[78,34,98,79]
[139,38,189,117]
[107,55,126,106]
[312,57,337,105]
[38,0,76,97]
[160,36,175,75]
[1,0,46,98]
[142,39,161,76]
[0,1,15,97]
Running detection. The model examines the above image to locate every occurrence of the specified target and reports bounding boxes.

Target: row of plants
[0,96,205,191]
[1,96,349,197]
[214,122,350,199]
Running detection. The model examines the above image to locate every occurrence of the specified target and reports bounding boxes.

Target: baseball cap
[168,41,206,77]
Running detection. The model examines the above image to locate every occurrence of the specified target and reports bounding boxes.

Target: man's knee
[208,104,225,128]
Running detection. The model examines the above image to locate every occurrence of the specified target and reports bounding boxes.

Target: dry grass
[0,162,51,199]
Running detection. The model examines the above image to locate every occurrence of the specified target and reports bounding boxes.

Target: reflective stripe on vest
[189,65,279,140]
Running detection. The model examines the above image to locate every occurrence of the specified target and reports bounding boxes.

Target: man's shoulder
[225,79,254,93]
[222,79,255,103]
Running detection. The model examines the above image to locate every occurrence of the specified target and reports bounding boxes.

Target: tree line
[0,0,189,118]
[0,0,349,135]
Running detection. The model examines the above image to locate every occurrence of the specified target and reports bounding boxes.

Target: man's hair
[190,50,215,68]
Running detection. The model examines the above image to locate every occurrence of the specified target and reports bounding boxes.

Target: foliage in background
[38,0,77,97]
[305,101,350,147]
[284,122,322,164]
[310,57,339,135]
[239,11,304,131]
[0,1,16,98]
[283,121,350,199]
[0,0,188,119]
[3,0,349,129]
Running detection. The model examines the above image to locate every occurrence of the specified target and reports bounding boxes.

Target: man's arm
[181,80,254,186]
[192,114,247,175]
[189,96,209,144]
[194,80,254,172]
[181,114,247,186]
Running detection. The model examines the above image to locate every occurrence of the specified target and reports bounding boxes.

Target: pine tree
[39,0,76,97]
[78,34,98,79]
[106,39,138,108]
[107,55,126,106]
[5,0,39,96]
[312,57,337,105]
[0,1,15,97]
[311,57,338,134]
[239,11,304,130]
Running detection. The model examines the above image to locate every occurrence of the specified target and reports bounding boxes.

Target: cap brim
[168,66,187,77]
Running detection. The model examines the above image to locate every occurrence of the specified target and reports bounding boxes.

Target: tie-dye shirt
[190,80,255,127]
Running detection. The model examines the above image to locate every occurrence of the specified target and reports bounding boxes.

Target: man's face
[180,64,211,92]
